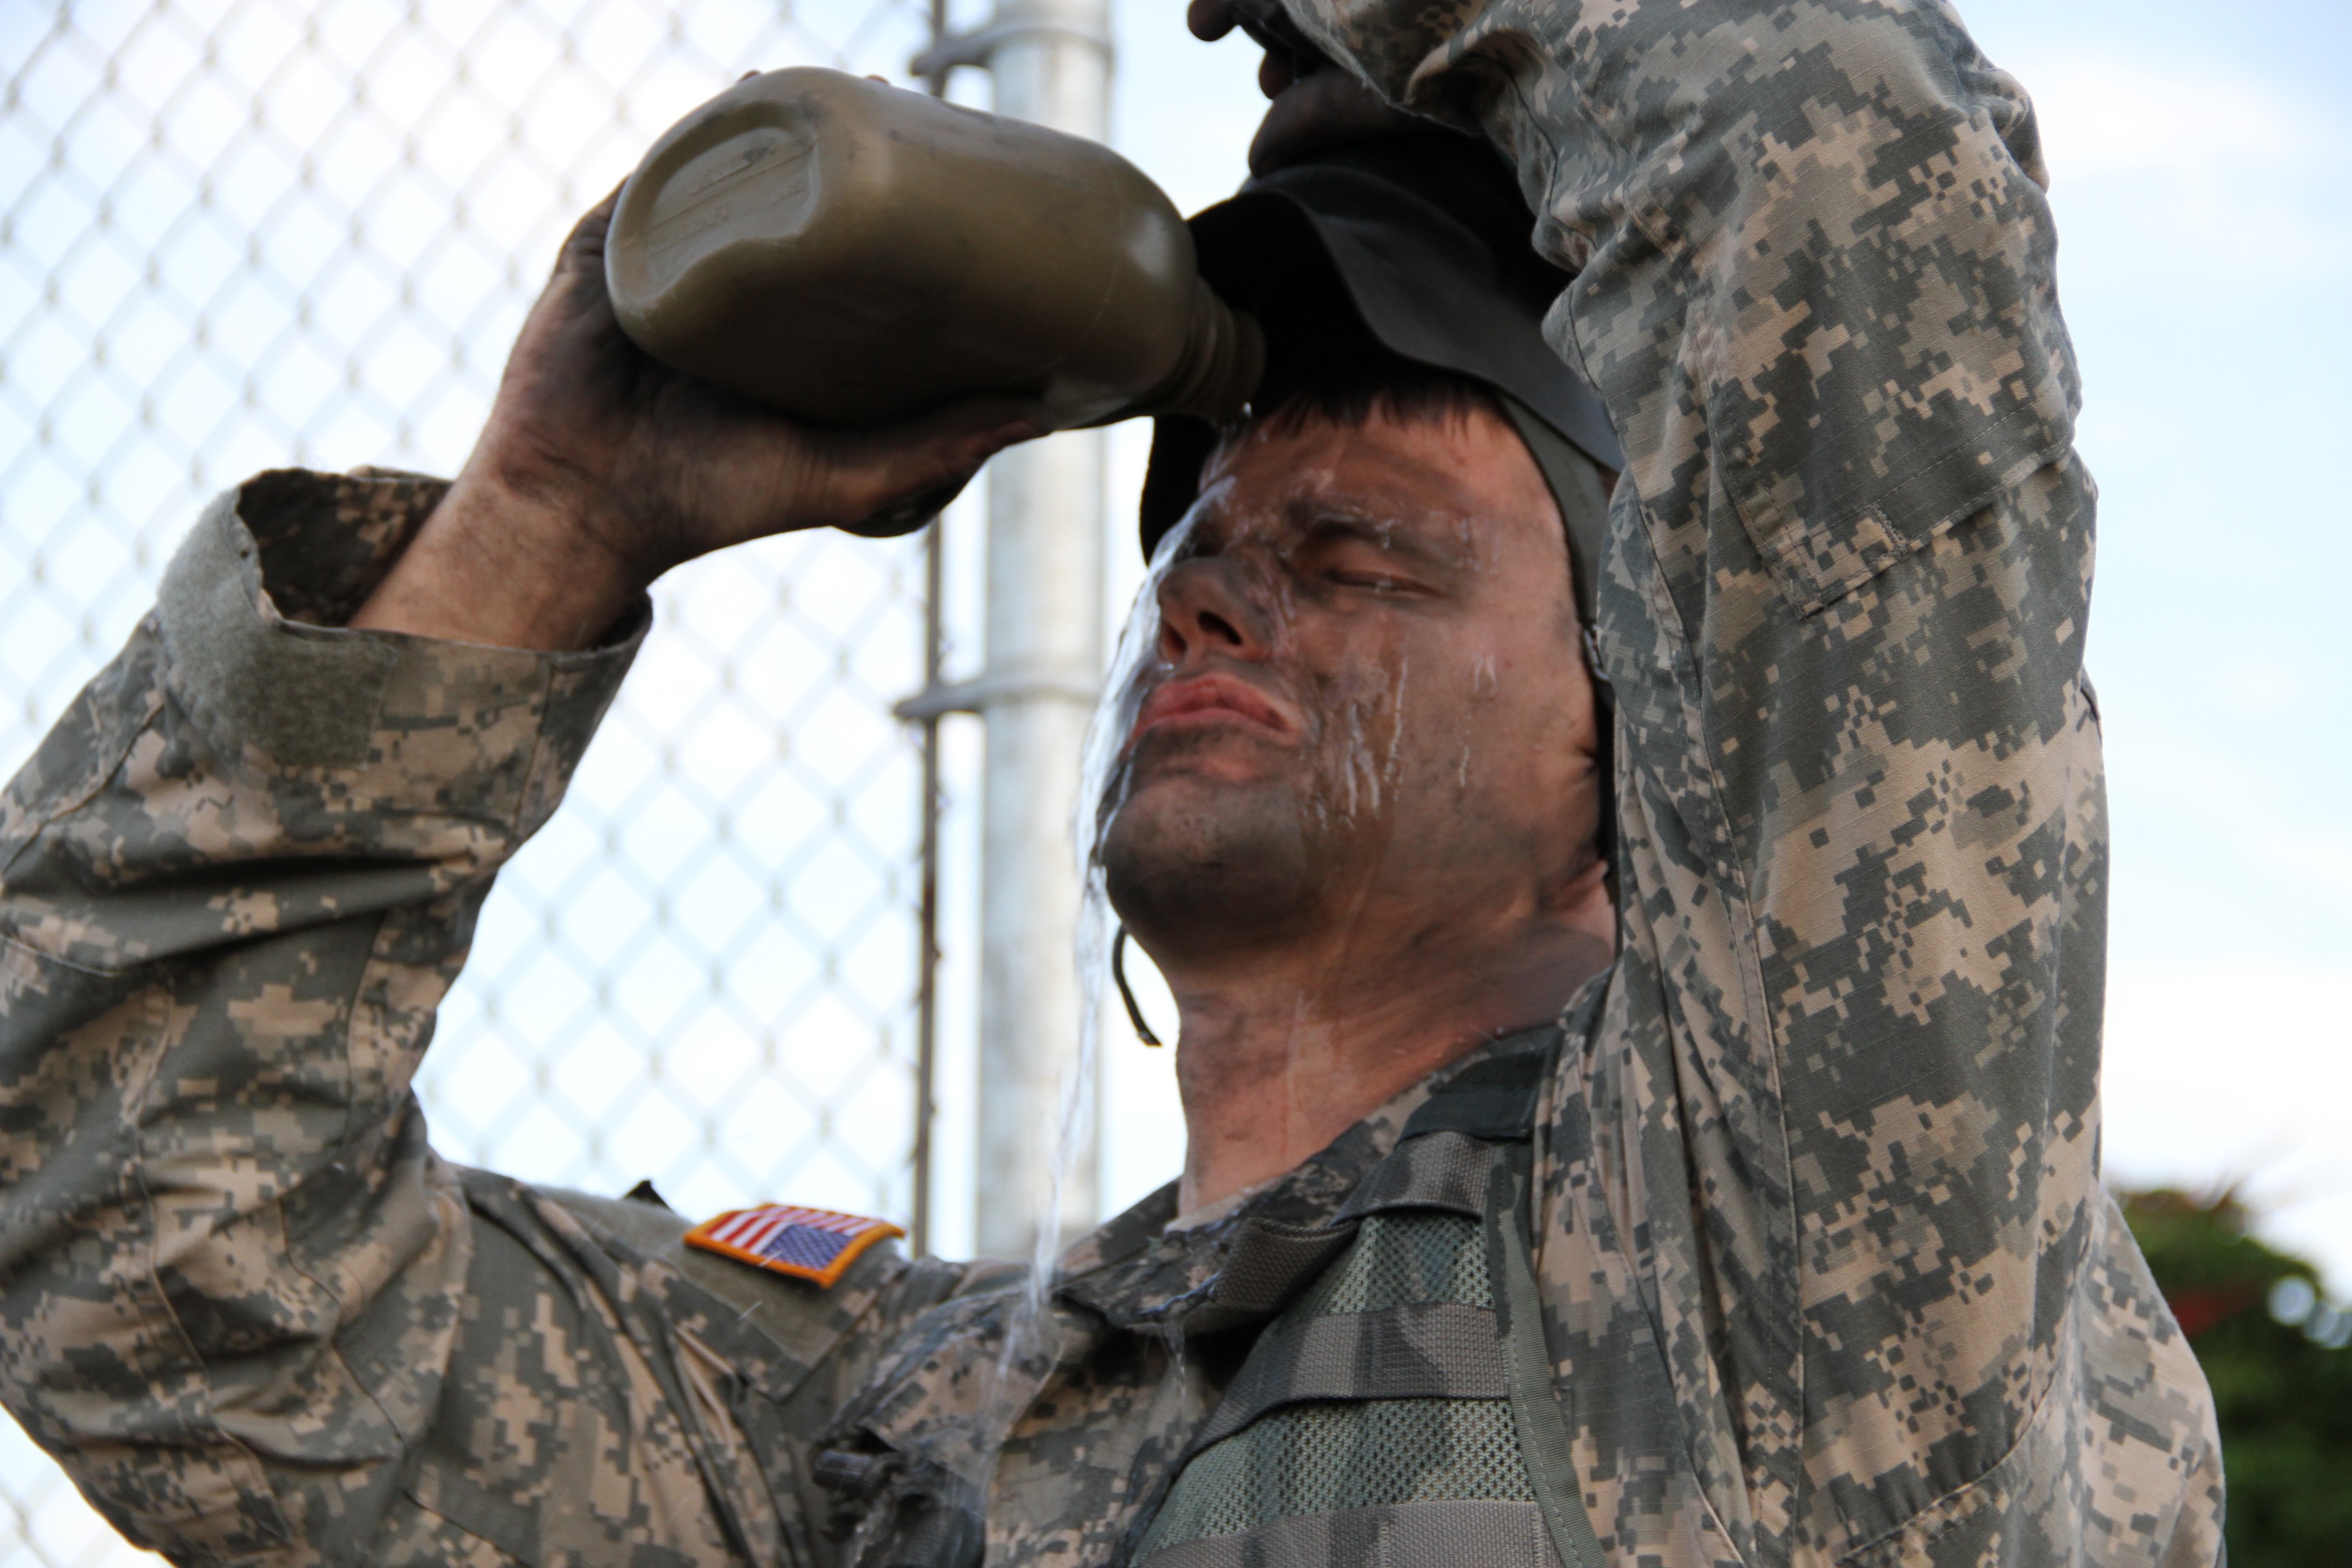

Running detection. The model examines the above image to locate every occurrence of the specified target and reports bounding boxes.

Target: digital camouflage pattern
[0,0,2221,1563]
[1128,1047,1600,1568]
[0,469,983,1561]
[1266,0,2225,1562]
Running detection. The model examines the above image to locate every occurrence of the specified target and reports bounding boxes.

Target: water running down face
[1099,402,1612,1044]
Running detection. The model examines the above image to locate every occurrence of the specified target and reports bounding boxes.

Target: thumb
[837,473,981,539]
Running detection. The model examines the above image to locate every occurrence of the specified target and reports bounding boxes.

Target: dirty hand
[352,190,1043,651]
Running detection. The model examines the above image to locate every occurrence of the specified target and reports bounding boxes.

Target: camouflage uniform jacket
[0,1,2223,1565]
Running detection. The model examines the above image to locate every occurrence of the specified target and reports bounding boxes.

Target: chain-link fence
[0,1,999,1559]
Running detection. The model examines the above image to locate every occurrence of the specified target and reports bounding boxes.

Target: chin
[1100,771,1317,957]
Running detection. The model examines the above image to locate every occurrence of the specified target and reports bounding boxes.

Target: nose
[1155,555,1274,668]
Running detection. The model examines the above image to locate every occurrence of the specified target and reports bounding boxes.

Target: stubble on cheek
[1100,648,1431,955]
[1098,757,1320,952]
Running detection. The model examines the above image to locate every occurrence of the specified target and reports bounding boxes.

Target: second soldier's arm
[1232,1,2225,1564]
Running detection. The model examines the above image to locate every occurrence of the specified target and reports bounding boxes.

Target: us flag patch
[684,1203,905,1288]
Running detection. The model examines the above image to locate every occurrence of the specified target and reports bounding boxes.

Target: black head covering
[1137,133,1621,636]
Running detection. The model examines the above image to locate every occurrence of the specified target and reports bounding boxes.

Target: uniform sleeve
[0,469,644,1559]
[1273,3,2225,1565]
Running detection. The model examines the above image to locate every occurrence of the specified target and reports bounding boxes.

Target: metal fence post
[977,0,1114,1260]
[910,0,1114,1259]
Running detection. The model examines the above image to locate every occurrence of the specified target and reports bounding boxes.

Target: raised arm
[1218,1,2223,1563]
[0,194,1035,1559]
[0,462,647,1556]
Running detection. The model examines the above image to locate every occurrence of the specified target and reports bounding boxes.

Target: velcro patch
[685,1203,904,1288]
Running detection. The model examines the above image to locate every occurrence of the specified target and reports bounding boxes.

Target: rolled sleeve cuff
[156,468,647,843]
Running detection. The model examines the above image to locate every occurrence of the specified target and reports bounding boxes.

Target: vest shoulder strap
[1125,1033,1611,1568]
[1399,1040,1550,1143]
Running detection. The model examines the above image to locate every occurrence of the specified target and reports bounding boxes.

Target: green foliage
[2120,1188,2352,1567]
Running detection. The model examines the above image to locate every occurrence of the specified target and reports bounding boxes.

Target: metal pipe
[974,436,1104,1258]
[972,0,1112,1259]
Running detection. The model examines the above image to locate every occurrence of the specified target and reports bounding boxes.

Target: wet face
[1098,404,1604,973]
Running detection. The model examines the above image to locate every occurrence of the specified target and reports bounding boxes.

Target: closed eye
[1308,530,1443,597]
[1324,566,1424,593]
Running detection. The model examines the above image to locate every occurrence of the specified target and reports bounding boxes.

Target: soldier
[0,3,2223,1567]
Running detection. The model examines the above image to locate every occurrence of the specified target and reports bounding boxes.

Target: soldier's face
[1098,404,1605,970]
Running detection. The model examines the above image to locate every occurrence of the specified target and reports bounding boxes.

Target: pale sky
[1092,0,2352,1288]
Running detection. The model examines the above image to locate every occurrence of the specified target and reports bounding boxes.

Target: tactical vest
[1123,1043,1604,1568]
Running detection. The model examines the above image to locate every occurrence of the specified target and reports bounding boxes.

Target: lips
[1128,672,1294,747]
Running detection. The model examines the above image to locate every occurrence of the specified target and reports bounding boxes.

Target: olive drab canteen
[605,68,1264,429]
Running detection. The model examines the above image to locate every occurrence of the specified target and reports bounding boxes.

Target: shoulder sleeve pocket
[1727,401,2072,619]
[1684,58,2082,619]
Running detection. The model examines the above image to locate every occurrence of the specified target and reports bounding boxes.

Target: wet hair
[1243,347,1503,442]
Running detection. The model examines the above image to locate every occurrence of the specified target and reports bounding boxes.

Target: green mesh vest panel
[1127,1046,1605,1568]
[1135,1213,1542,1565]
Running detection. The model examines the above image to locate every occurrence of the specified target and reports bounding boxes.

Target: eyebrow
[1286,504,1473,575]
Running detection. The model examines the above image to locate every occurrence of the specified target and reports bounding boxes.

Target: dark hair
[1245,349,1502,442]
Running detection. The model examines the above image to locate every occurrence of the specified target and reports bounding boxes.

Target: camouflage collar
[1052,1026,1561,1337]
